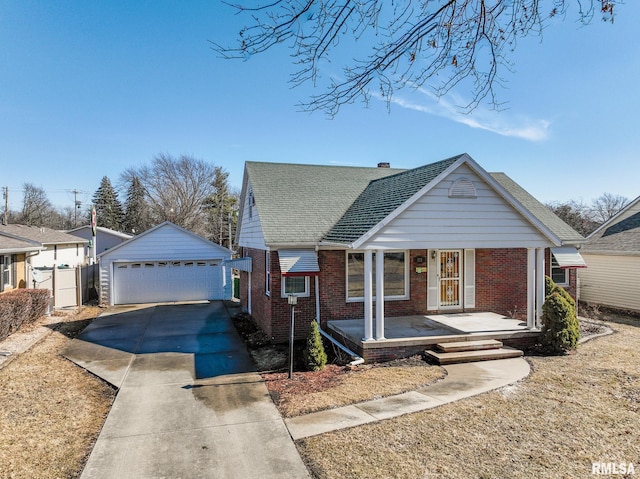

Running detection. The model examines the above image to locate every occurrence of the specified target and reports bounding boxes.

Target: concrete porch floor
[327,312,538,356]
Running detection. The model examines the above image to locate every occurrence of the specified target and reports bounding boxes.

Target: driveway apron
[64,301,309,479]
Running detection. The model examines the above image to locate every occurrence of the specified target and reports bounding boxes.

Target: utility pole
[72,189,81,227]
[2,187,7,225]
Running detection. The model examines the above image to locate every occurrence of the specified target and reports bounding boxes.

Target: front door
[439,250,462,308]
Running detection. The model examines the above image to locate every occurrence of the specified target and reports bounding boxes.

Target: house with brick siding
[236,154,586,361]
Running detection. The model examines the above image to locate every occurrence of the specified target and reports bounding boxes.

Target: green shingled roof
[323,155,462,243]
[243,157,584,247]
[245,161,402,244]
[489,172,584,244]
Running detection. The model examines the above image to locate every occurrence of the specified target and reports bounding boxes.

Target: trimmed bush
[303,321,327,371]
[26,289,51,322]
[0,289,50,341]
[541,291,580,354]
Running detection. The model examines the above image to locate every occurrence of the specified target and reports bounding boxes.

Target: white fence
[33,267,80,309]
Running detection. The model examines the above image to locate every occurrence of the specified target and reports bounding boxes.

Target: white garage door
[113,260,224,304]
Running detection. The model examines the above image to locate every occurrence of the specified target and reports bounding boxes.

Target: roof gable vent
[449,178,477,198]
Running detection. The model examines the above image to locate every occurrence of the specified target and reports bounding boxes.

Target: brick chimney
[377,162,390,168]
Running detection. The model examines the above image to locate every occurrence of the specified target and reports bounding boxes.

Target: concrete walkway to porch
[285,356,530,440]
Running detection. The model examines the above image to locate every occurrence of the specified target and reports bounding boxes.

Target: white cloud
[389,89,551,142]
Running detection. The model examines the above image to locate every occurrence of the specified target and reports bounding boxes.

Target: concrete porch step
[424,347,523,365]
[435,339,503,353]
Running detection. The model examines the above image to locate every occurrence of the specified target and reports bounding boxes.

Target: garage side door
[113,260,224,304]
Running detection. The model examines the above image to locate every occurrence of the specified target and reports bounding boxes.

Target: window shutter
[464,249,475,308]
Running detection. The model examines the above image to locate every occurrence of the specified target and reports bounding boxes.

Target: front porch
[327,312,540,362]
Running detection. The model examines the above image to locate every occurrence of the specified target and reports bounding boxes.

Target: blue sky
[1,1,638,213]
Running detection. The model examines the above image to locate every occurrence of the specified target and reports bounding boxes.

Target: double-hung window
[346,250,408,301]
[281,276,309,298]
[1,255,11,292]
[550,254,568,286]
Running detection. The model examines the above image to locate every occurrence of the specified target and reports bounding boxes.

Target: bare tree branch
[212,0,619,116]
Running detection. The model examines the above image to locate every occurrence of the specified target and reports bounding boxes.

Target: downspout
[314,269,364,366]
[25,250,40,288]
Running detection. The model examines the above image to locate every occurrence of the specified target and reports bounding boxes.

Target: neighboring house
[578,195,640,313]
[0,232,43,292]
[236,154,586,361]
[0,224,88,269]
[99,222,233,305]
[67,225,132,260]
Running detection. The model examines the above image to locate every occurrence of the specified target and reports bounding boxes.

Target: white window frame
[550,254,569,286]
[1,255,11,291]
[346,250,409,302]
[265,250,271,296]
[280,276,310,298]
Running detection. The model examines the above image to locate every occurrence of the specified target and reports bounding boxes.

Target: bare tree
[213,1,618,116]
[590,192,628,224]
[122,154,221,236]
[18,183,54,226]
[546,200,599,237]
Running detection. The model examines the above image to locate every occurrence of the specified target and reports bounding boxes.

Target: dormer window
[449,178,477,198]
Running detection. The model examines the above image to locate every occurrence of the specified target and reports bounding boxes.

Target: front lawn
[296,314,640,478]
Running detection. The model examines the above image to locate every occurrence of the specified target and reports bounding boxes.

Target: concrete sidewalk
[285,357,530,439]
[64,301,530,478]
[63,302,310,479]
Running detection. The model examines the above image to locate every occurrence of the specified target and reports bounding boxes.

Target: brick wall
[475,248,528,319]
[241,247,318,343]
[317,250,429,325]
[241,246,570,346]
[240,248,273,338]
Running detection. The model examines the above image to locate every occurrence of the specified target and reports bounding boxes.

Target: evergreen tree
[303,321,327,371]
[92,176,124,231]
[122,176,151,235]
[205,166,238,247]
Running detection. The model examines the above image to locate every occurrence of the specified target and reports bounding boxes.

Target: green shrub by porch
[303,321,327,371]
[545,275,577,317]
[541,291,580,354]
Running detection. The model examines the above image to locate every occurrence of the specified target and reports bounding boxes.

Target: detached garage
[99,222,233,305]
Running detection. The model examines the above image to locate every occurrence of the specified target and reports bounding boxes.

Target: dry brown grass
[297,315,640,479]
[0,308,115,479]
[265,358,446,418]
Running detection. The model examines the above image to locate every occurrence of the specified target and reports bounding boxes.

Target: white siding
[99,223,232,305]
[578,254,640,312]
[31,243,84,268]
[361,164,550,250]
[238,180,267,250]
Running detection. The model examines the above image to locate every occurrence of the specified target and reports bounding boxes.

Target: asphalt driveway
[63,301,309,479]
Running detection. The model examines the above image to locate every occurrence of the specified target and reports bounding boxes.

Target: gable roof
[240,155,584,248]
[241,161,402,245]
[488,173,585,245]
[0,231,43,254]
[0,224,88,245]
[582,195,640,254]
[67,225,133,240]
[323,155,462,243]
[98,221,231,258]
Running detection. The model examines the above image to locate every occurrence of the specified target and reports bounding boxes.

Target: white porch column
[536,247,545,329]
[526,248,535,329]
[375,249,386,340]
[363,250,374,341]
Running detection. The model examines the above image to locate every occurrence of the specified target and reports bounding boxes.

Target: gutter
[314,267,365,366]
